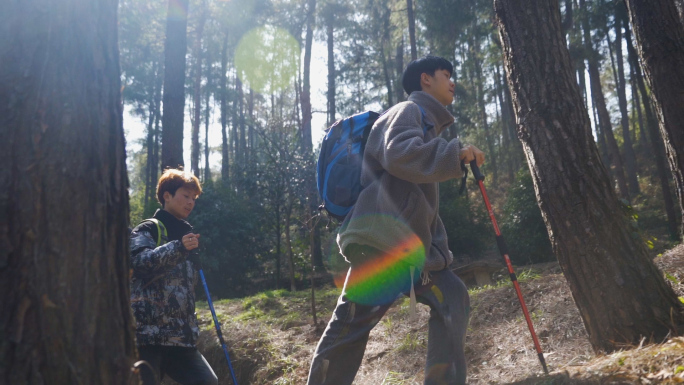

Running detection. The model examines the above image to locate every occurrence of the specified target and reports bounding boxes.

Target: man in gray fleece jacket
[307,56,484,385]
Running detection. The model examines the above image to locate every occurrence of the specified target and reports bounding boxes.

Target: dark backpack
[316,106,430,221]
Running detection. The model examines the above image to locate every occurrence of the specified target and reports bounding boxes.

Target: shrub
[440,179,491,259]
[500,169,555,265]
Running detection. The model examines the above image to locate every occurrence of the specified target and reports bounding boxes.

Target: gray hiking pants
[306,264,470,385]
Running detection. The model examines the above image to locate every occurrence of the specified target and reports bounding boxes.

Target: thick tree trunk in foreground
[161,0,190,170]
[0,0,136,382]
[625,0,684,239]
[494,0,684,352]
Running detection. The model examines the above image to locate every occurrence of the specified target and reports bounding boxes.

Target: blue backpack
[316,106,430,221]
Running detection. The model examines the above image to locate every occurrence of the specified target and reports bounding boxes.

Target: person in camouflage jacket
[130,169,217,385]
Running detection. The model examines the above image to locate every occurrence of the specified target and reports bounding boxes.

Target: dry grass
[187,243,684,385]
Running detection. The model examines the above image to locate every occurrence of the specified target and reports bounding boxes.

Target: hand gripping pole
[469,161,549,375]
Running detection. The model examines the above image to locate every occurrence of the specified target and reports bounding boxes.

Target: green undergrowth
[468,268,543,296]
[200,287,343,330]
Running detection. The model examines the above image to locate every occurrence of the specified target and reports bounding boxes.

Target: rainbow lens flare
[167,0,188,21]
[337,234,425,306]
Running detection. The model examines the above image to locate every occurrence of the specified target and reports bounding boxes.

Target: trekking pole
[468,160,549,375]
[194,252,240,385]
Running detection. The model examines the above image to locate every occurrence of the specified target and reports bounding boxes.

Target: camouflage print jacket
[129,209,199,348]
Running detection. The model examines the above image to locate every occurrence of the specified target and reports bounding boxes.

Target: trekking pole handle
[470,160,485,181]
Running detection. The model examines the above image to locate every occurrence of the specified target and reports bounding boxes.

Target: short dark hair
[156,168,202,207]
[402,55,454,95]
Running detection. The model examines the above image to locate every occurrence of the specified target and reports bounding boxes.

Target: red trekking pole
[468,160,549,375]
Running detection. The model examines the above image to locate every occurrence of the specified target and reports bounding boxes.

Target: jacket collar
[408,91,455,135]
[153,209,193,241]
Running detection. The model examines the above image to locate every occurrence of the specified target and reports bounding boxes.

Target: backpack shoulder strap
[140,218,168,247]
[416,105,433,134]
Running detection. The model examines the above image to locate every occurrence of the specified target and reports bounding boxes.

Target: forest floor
[187,242,684,385]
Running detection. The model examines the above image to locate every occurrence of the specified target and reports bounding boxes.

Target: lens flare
[234,26,299,94]
[167,0,188,21]
[335,234,425,306]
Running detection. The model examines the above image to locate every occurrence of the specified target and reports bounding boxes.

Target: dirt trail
[187,244,684,385]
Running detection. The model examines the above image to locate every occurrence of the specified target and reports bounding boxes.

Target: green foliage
[381,371,410,385]
[500,169,555,265]
[468,268,542,296]
[191,184,269,298]
[396,332,424,352]
[440,179,491,258]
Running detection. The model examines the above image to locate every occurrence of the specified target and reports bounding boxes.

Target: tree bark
[494,0,684,352]
[625,0,684,238]
[580,0,630,202]
[407,0,417,60]
[0,0,137,382]
[161,0,190,171]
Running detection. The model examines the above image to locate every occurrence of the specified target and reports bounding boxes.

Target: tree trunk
[248,88,255,169]
[624,5,680,239]
[625,0,684,238]
[232,71,240,182]
[676,0,684,25]
[204,62,211,183]
[0,0,137,382]
[301,0,324,269]
[473,34,498,185]
[613,3,640,197]
[580,0,630,202]
[191,4,206,178]
[494,0,684,353]
[152,70,163,194]
[629,64,648,156]
[377,1,394,109]
[301,0,315,154]
[284,206,297,292]
[220,33,230,185]
[407,0,417,60]
[161,0,190,171]
[238,75,246,177]
[275,205,282,290]
[495,61,515,182]
[326,16,336,126]
[395,37,405,103]
[144,60,160,207]
[324,11,336,124]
